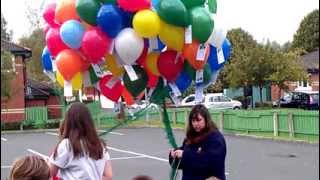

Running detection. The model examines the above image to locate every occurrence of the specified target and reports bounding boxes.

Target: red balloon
[42,3,59,27]
[117,0,151,12]
[56,49,83,81]
[99,75,124,102]
[81,28,112,64]
[157,50,184,82]
[146,69,159,88]
[136,46,148,67]
[46,27,69,57]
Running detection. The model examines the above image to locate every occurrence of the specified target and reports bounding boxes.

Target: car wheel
[233,106,240,110]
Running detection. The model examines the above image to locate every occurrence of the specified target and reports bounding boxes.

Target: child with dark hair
[9,155,50,180]
[132,175,153,180]
[48,102,112,180]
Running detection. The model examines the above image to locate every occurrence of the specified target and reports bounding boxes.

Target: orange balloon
[122,87,134,106]
[56,49,84,81]
[55,0,80,24]
[183,40,210,70]
[105,54,125,77]
[146,52,160,76]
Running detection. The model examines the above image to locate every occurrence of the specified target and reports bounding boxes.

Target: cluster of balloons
[41,0,231,106]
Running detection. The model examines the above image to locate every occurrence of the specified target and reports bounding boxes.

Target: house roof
[25,79,60,100]
[1,39,32,59]
[301,49,319,72]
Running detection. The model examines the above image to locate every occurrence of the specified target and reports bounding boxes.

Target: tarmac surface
[1,128,319,180]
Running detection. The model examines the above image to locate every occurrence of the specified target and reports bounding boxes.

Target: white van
[181,93,242,110]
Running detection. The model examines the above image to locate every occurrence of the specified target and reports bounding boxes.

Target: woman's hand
[173,150,183,158]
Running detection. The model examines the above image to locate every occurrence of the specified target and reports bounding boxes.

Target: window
[185,96,195,103]
[209,96,219,102]
[219,96,231,102]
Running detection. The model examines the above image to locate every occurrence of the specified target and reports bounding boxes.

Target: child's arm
[48,161,59,178]
[102,160,112,180]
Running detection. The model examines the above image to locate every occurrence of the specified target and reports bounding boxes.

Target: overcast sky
[1,0,319,45]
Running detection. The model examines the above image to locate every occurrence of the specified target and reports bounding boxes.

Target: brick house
[271,49,319,101]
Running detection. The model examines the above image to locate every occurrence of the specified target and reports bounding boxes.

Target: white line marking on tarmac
[110,156,145,160]
[98,130,125,136]
[45,132,59,136]
[45,130,167,162]
[107,146,168,162]
[1,166,12,169]
[27,149,48,159]
[1,137,8,141]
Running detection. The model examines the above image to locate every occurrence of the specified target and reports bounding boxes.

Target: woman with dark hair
[48,102,112,180]
[169,104,227,180]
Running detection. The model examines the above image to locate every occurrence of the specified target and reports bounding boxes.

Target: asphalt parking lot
[1,128,319,180]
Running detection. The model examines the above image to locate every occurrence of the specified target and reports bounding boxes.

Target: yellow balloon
[56,71,64,87]
[133,10,160,38]
[105,54,125,77]
[159,20,185,52]
[56,71,82,90]
[71,72,82,90]
[146,52,160,76]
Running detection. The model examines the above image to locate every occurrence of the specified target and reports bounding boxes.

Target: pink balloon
[43,24,50,35]
[81,28,111,64]
[45,27,69,57]
[42,3,59,27]
[117,0,151,12]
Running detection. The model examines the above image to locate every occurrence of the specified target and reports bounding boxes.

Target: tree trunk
[259,86,263,104]
[278,87,282,108]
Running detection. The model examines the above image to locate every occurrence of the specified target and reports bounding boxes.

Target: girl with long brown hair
[48,102,112,180]
[169,104,227,180]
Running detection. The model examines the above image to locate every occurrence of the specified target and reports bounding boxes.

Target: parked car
[127,100,158,111]
[273,90,319,110]
[181,93,242,110]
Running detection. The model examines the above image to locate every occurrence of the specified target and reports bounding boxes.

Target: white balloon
[208,28,226,49]
[115,28,144,65]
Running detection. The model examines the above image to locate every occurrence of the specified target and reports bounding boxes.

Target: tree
[18,4,49,83]
[291,9,319,53]
[1,13,12,41]
[207,28,258,93]
[268,50,308,106]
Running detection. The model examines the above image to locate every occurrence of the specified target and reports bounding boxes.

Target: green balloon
[123,65,148,97]
[150,79,170,105]
[89,66,100,84]
[97,0,116,4]
[207,0,217,14]
[181,0,205,9]
[76,0,101,26]
[157,0,190,27]
[190,7,214,43]
[183,61,211,84]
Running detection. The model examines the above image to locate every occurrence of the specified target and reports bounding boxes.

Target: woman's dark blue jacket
[169,131,227,180]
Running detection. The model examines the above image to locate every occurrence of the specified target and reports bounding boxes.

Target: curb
[1,129,59,134]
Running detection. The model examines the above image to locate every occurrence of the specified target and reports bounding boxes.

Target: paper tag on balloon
[105,77,118,89]
[78,89,83,103]
[147,88,155,99]
[163,78,167,86]
[92,64,104,78]
[82,71,91,87]
[113,102,121,113]
[109,40,115,54]
[196,44,206,61]
[51,59,57,72]
[64,80,73,97]
[43,70,56,82]
[169,83,181,97]
[195,86,204,104]
[149,37,158,50]
[217,47,225,64]
[124,65,138,81]
[185,25,192,44]
[195,69,204,84]
[169,91,181,106]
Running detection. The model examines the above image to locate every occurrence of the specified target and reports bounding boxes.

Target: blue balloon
[121,10,134,28]
[175,72,192,92]
[222,38,231,60]
[151,0,160,9]
[97,5,124,38]
[60,20,85,49]
[208,38,232,71]
[41,46,53,71]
